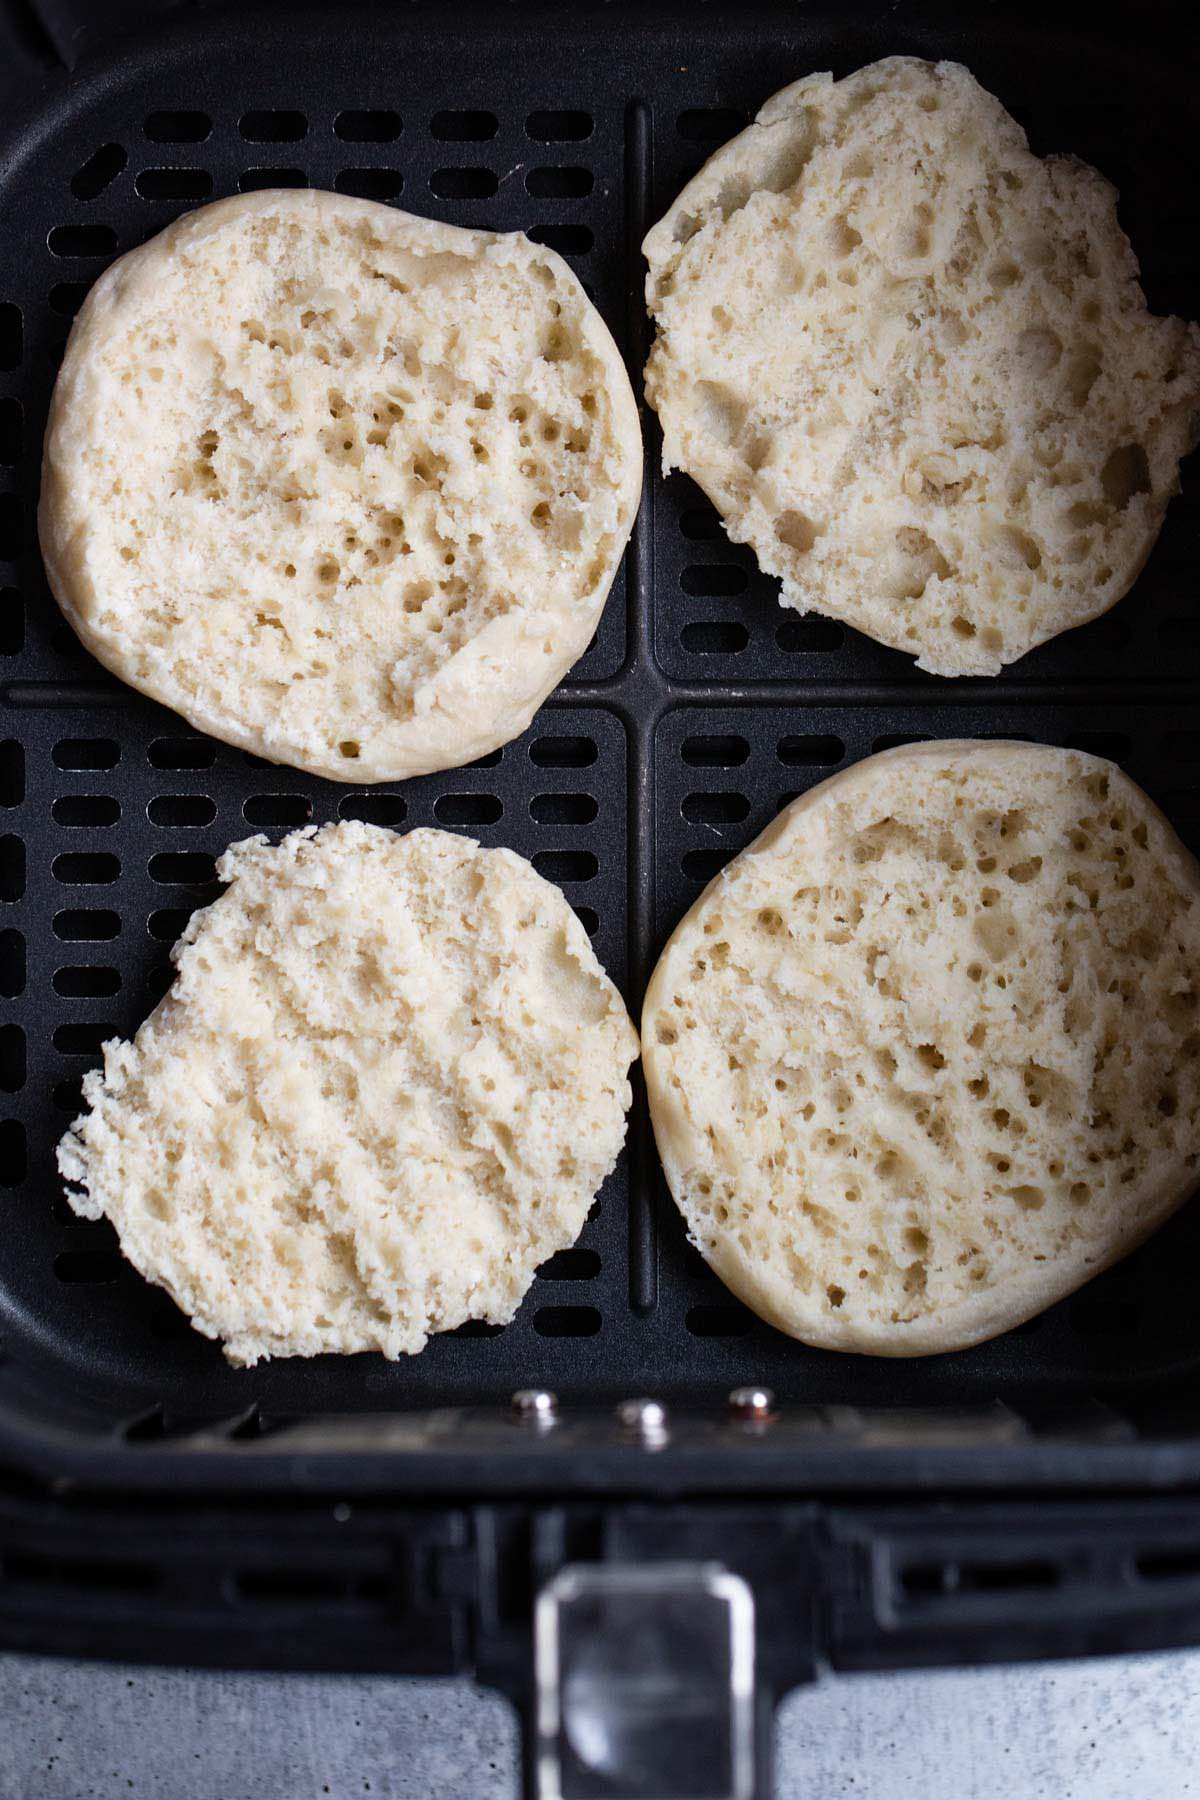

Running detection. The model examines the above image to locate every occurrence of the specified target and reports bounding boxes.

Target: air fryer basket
[0,3,1198,1795]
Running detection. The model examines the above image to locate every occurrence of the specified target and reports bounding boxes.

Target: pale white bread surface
[40,189,642,780]
[642,741,1200,1355]
[643,58,1200,675]
[58,822,638,1365]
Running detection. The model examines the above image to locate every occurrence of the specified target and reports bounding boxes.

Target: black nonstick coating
[0,0,1196,1431]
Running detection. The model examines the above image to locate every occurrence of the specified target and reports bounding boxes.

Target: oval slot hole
[241,169,307,192]
[430,168,498,199]
[335,169,403,199]
[335,110,402,142]
[539,1247,601,1281]
[148,737,214,770]
[533,850,597,883]
[681,848,726,882]
[526,111,592,142]
[680,621,748,654]
[54,909,119,941]
[777,619,842,653]
[681,792,750,824]
[53,1021,110,1055]
[243,795,312,827]
[144,110,211,142]
[135,169,214,200]
[0,836,24,901]
[148,908,194,941]
[533,1305,601,1337]
[71,145,127,201]
[147,795,215,827]
[54,738,118,770]
[148,852,216,885]
[434,794,503,826]
[530,793,597,825]
[54,1249,124,1284]
[778,735,844,766]
[53,795,120,827]
[0,1024,25,1092]
[338,794,407,826]
[432,110,498,141]
[53,852,119,884]
[530,736,597,768]
[525,166,593,198]
[679,506,724,541]
[239,110,307,142]
[54,966,120,998]
[527,224,593,255]
[680,565,748,597]
[0,1120,26,1186]
[48,224,118,257]
[0,929,23,997]
[677,108,746,143]
[681,735,749,768]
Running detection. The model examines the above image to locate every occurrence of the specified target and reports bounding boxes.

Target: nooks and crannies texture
[642,742,1200,1354]
[40,190,642,779]
[58,822,638,1365]
[643,58,1200,675]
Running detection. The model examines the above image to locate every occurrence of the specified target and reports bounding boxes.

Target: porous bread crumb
[643,57,1200,675]
[642,741,1200,1355]
[58,821,638,1365]
[39,189,642,780]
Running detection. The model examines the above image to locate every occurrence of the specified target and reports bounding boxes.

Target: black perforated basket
[0,4,1199,1795]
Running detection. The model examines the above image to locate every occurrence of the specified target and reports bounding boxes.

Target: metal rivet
[616,1397,669,1441]
[728,1386,775,1422]
[512,1388,558,1425]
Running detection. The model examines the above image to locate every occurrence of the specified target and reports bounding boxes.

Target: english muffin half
[644,741,1200,1353]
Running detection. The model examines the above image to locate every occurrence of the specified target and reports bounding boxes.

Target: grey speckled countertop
[0,1648,1196,1800]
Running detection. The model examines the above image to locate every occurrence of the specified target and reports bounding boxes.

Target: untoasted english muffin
[643,58,1200,675]
[40,189,641,780]
[642,741,1200,1355]
[58,822,637,1365]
